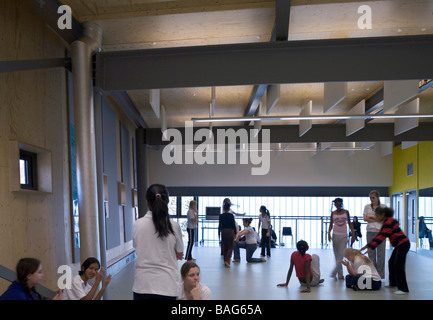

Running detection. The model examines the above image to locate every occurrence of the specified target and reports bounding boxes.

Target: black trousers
[133,292,176,300]
[185,228,195,260]
[389,241,410,292]
[260,228,271,257]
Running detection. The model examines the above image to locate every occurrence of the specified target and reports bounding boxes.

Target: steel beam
[0,58,70,73]
[274,0,291,41]
[243,0,290,125]
[96,35,433,91]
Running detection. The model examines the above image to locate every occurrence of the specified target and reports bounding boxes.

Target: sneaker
[394,290,408,295]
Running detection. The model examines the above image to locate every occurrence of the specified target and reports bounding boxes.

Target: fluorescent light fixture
[183,144,370,153]
[191,113,433,123]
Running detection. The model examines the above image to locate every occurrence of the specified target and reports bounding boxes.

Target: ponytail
[260,205,270,218]
[146,184,174,239]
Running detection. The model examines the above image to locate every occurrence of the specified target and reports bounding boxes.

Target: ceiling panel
[60,0,433,132]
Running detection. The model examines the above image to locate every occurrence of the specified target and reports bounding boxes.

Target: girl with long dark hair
[62,257,111,300]
[258,205,272,258]
[218,201,237,268]
[328,198,355,279]
[1,258,61,300]
[132,184,184,300]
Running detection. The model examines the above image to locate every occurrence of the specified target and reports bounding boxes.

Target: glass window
[182,196,195,216]
[196,195,388,248]
[19,150,37,190]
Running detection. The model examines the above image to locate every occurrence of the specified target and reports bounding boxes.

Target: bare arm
[363,205,378,222]
[301,260,312,293]
[192,210,198,222]
[80,268,104,300]
[93,274,112,300]
[235,229,249,240]
[347,211,356,244]
[277,258,294,287]
[328,213,334,241]
[341,260,357,276]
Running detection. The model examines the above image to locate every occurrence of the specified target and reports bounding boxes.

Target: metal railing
[195,214,368,249]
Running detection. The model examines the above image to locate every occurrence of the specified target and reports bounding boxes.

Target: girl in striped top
[361,207,410,295]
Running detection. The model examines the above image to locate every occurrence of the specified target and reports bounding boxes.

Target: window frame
[19,150,38,190]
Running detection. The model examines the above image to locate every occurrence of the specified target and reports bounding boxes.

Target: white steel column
[71,22,103,260]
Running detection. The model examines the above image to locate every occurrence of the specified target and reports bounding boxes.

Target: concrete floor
[106,245,433,300]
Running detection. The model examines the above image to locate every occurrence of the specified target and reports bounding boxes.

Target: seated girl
[277,240,324,293]
[62,257,111,300]
[342,248,381,291]
[178,261,211,300]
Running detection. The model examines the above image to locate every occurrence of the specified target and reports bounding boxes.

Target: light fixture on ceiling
[191,113,433,123]
[183,144,370,153]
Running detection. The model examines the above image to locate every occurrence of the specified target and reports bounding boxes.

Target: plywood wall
[0,0,72,293]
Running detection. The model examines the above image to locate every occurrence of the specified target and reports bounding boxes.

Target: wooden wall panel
[0,0,71,294]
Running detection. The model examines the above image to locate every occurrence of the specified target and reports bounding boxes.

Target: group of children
[0,256,210,300]
[1,188,410,300]
[217,199,272,268]
[279,204,410,295]
[0,257,111,300]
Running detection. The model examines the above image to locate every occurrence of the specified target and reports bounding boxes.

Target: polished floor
[106,244,433,300]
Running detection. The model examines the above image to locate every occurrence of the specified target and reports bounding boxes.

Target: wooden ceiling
[61,0,433,132]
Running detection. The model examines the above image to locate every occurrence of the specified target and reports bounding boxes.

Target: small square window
[407,162,413,177]
[19,150,38,190]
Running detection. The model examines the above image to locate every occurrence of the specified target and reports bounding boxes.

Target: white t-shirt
[352,255,381,282]
[61,274,92,300]
[177,282,211,300]
[363,203,386,232]
[132,211,184,297]
[259,214,270,230]
[244,226,259,245]
[187,209,198,229]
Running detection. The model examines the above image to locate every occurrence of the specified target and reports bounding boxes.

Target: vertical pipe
[135,128,149,218]
[94,91,108,298]
[71,22,103,261]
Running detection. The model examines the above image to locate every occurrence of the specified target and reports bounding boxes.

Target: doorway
[406,190,417,252]
[391,193,403,223]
